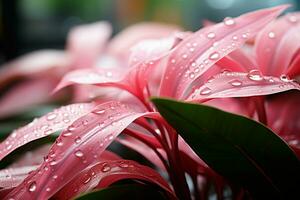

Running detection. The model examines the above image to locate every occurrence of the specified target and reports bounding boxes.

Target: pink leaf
[0,78,58,118]
[255,13,300,76]
[287,50,300,78]
[0,50,69,87]
[53,68,124,92]
[0,103,95,161]
[55,59,162,101]
[67,21,112,69]
[128,36,178,67]
[266,91,300,138]
[107,22,181,62]
[54,160,173,199]
[0,165,39,188]
[187,71,300,101]
[5,101,156,199]
[159,5,287,99]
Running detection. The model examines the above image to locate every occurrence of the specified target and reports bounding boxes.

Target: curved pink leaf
[266,91,300,138]
[0,50,69,86]
[67,21,112,69]
[107,22,180,61]
[0,78,58,118]
[55,59,162,101]
[255,12,300,76]
[227,48,257,71]
[128,36,178,67]
[0,150,119,191]
[159,5,287,99]
[0,103,95,161]
[54,160,173,200]
[187,71,300,101]
[5,102,156,199]
[0,165,39,188]
[287,50,300,78]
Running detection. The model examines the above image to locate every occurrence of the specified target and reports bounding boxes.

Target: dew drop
[106,72,113,77]
[248,70,263,81]
[200,87,212,95]
[223,17,235,26]
[119,162,129,168]
[82,120,88,126]
[46,113,57,121]
[50,161,57,166]
[171,59,176,64]
[229,79,242,86]
[28,182,36,192]
[189,48,195,52]
[75,137,82,144]
[68,126,76,131]
[101,164,111,172]
[242,33,248,39]
[108,134,114,140]
[232,35,238,41]
[207,32,216,39]
[83,176,91,184]
[288,15,298,23]
[280,74,290,82]
[93,108,106,114]
[56,139,63,147]
[46,187,51,192]
[209,52,220,60]
[63,132,72,137]
[182,54,188,59]
[268,31,276,39]
[189,72,195,79]
[63,118,70,123]
[6,144,12,150]
[75,150,84,158]
[44,129,53,135]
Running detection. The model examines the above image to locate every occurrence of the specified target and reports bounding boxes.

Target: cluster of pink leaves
[0,5,299,200]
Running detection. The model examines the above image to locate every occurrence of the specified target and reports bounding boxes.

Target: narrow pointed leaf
[5,102,156,199]
[159,5,287,98]
[187,71,300,101]
[107,22,180,61]
[0,103,95,161]
[0,165,39,188]
[152,98,300,199]
[255,13,300,76]
[0,50,69,86]
[0,78,58,118]
[67,21,112,69]
[55,159,173,199]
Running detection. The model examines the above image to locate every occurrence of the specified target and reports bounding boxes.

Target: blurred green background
[0,0,299,63]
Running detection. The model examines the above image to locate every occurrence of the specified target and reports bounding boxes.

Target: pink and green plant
[0,5,300,200]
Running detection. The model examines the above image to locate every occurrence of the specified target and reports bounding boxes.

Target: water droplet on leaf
[200,87,212,95]
[75,150,84,158]
[248,70,263,81]
[209,52,220,60]
[223,17,235,26]
[28,182,36,192]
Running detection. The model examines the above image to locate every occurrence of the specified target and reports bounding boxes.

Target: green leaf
[75,183,168,200]
[152,98,300,199]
